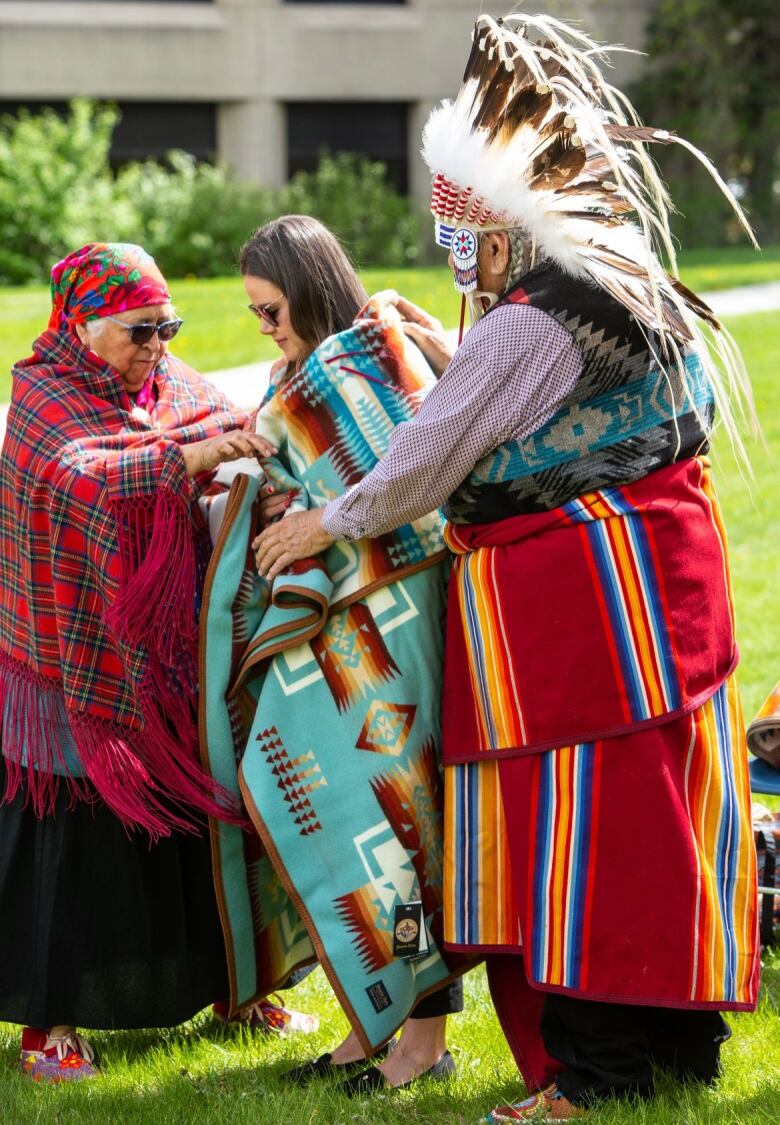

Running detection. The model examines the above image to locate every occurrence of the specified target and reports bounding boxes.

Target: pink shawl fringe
[0,651,240,839]
[1,486,240,838]
[105,487,198,667]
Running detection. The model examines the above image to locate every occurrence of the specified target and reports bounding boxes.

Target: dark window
[0,101,216,166]
[287,102,408,194]
[0,1,215,4]
[110,102,216,164]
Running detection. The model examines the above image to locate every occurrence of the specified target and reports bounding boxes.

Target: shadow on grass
[83,1011,264,1061]
[162,1045,529,1124]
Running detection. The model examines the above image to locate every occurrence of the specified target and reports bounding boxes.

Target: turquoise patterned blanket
[200,300,467,1049]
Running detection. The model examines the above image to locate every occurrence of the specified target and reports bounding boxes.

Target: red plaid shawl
[0,329,247,836]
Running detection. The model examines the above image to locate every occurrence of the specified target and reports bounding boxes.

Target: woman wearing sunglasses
[0,242,282,1081]
[199,215,465,1095]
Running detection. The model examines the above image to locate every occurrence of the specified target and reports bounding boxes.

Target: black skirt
[0,758,229,1030]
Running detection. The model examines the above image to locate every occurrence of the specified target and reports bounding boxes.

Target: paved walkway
[2,281,779,431]
[705,279,780,317]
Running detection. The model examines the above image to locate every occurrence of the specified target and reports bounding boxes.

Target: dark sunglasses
[247,293,284,328]
[102,314,183,345]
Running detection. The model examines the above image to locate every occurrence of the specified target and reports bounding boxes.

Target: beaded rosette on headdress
[421,13,758,458]
[432,172,514,295]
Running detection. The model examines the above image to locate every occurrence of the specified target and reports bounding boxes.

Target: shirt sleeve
[322,302,582,540]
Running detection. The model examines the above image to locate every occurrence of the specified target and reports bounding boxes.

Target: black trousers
[542,993,731,1105]
[0,759,229,1030]
[409,977,464,1019]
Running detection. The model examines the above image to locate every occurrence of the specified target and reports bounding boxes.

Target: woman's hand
[258,484,299,526]
[393,295,454,376]
[181,430,277,477]
[252,509,334,581]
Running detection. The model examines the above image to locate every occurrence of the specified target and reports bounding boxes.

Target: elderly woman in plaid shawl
[0,243,283,1081]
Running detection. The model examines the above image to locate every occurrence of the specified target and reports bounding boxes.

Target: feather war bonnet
[422,13,759,462]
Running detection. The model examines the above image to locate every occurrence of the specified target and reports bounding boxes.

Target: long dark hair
[239,215,367,368]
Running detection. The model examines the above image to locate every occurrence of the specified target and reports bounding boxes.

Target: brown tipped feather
[462,31,485,84]
[512,53,533,88]
[554,180,635,214]
[488,83,553,143]
[554,179,611,196]
[587,244,650,278]
[529,135,586,189]
[669,276,722,330]
[656,291,694,340]
[473,64,515,132]
[555,178,617,198]
[590,271,693,340]
[465,28,504,110]
[606,197,635,215]
[584,251,695,341]
[561,210,623,226]
[537,42,566,81]
[538,110,575,142]
[581,152,615,177]
[604,125,676,145]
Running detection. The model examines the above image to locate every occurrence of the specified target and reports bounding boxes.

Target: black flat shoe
[337,1049,456,1097]
[283,1043,391,1085]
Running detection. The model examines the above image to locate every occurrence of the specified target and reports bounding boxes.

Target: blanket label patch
[393,901,429,959]
[365,980,392,1013]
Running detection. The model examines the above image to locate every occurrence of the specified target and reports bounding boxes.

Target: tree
[634,0,780,245]
[0,99,130,284]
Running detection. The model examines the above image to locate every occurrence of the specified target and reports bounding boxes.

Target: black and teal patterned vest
[444,262,713,523]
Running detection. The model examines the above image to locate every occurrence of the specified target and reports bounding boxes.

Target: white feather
[421,12,759,464]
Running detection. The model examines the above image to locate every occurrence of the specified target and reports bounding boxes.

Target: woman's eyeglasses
[101,314,184,345]
[247,294,284,328]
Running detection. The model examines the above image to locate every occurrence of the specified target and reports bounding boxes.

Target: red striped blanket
[442,457,736,763]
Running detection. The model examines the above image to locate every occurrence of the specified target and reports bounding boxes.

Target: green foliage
[0,99,134,285]
[280,151,423,269]
[633,0,780,246]
[114,151,277,279]
[0,102,423,286]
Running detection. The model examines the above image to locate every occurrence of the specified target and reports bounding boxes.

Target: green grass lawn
[0,244,778,392]
[669,242,780,291]
[0,257,778,1122]
[712,312,780,723]
[0,954,777,1125]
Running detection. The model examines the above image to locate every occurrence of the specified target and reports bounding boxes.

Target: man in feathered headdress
[254,13,760,1119]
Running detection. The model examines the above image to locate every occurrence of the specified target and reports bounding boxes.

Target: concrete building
[0,1,653,203]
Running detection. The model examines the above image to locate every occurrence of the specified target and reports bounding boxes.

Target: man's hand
[181,431,277,477]
[393,295,454,376]
[252,508,334,581]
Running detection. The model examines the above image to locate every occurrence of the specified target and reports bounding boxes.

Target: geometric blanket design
[356,701,417,755]
[199,305,471,1044]
[310,602,400,713]
[236,551,464,1050]
[255,726,325,836]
